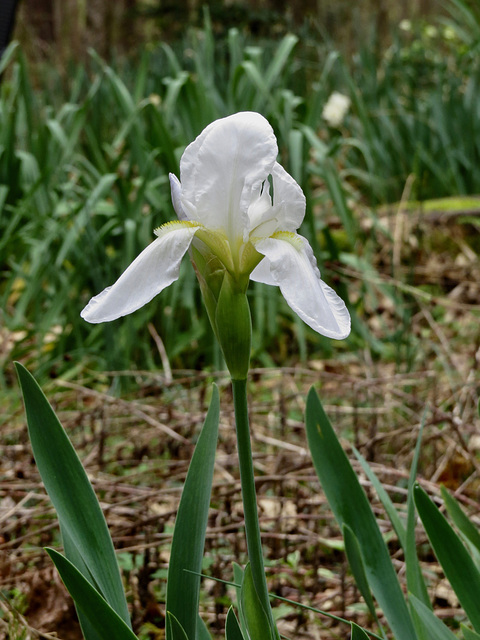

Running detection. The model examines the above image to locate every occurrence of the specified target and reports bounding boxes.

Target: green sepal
[215,273,251,380]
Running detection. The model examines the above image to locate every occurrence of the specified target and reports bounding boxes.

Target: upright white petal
[81,224,198,323]
[251,234,351,339]
[169,173,188,221]
[270,163,306,232]
[178,112,278,244]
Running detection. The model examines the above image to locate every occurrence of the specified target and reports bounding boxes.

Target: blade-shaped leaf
[225,607,246,640]
[462,624,480,640]
[15,363,130,626]
[233,562,248,638]
[405,419,430,610]
[343,524,380,625]
[414,485,480,633]
[166,612,190,640]
[441,486,480,554]
[353,447,407,549]
[166,385,220,640]
[46,549,137,640]
[351,622,371,640]
[241,564,274,640]
[62,524,104,640]
[196,615,212,640]
[305,387,416,640]
[409,594,458,640]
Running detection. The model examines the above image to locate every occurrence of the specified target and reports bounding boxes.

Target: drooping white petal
[178,112,278,244]
[81,224,199,323]
[251,234,351,339]
[249,255,277,286]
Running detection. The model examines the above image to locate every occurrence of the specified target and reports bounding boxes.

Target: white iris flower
[81,112,350,341]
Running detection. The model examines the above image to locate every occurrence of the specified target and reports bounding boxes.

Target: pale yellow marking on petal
[252,230,304,251]
[154,220,204,238]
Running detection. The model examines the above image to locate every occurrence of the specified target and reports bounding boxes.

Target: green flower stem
[232,377,276,632]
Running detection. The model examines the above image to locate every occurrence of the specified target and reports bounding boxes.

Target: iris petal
[80,224,198,323]
[270,163,306,232]
[178,112,278,244]
[251,235,351,339]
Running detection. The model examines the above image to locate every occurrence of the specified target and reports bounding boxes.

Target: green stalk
[232,377,276,634]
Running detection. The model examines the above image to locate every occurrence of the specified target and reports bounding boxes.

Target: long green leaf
[441,486,480,554]
[409,595,458,640]
[263,34,298,91]
[462,625,480,640]
[62,525,104,640]
[405,419,430,611]
[225,607,246,640]
[16,363,130,626]
[166,385,220,640]
[233,563,248,638]
[305,387,416,640]
[185,570,385,640]
[241,564,274,640]
[46,549,137,640]
[353,447,407,550]
[351,623,371,640]
[343,524,381,627]
[196,615,212,640]
[414,485,480,632]
[166,612,189,640]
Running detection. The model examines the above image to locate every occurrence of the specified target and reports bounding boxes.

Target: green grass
[0,2,479,383]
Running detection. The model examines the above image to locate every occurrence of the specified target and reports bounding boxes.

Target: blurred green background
[1,0,479,383]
